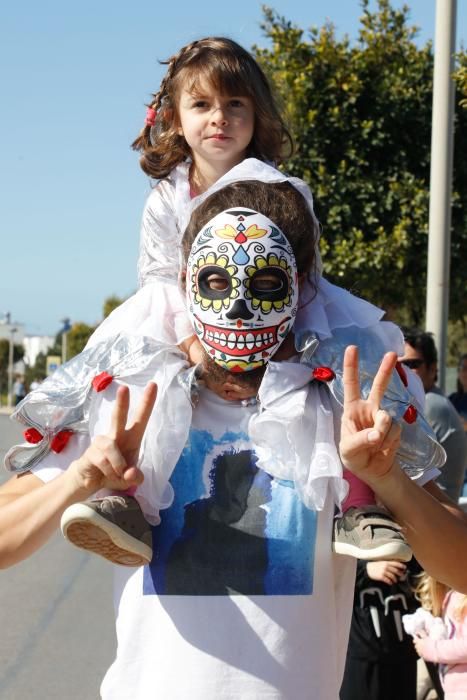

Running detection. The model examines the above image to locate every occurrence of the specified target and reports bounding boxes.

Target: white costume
[6,158,443,519]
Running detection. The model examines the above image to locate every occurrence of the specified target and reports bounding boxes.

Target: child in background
[411,574,467,700]
[10,38,432,567]
[340,558,420,700]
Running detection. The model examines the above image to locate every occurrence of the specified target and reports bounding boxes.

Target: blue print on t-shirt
[143,427,316,597]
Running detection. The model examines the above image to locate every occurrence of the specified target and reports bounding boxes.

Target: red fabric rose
[92,371,113,392]
[50,430,73,453]
[24,427,43,444]
[403,405,418,424]
[312,367,336,382]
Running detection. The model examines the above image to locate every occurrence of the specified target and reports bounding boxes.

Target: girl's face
[177,78,254,178]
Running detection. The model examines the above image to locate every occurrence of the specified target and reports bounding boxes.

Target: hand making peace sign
[69,382,158,495]
[339,346,402,485]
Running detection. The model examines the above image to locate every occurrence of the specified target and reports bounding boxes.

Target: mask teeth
[199,316,286,357]
[207,331,275,352]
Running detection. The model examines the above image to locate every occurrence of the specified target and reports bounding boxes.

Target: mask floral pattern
[186,208,299,372]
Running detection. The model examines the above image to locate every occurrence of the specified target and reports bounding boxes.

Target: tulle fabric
[87,346,195,525]
[248,323,444,513]
[248,360,348,511]
[5,333,194,524]
[6,159,445,517]
[8,323,444,518]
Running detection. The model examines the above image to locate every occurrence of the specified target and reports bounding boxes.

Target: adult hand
[68,382,157,495]
[366,560,407,585]
[339,346,402,486]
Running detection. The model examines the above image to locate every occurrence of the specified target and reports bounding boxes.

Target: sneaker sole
[332,540,412,562]
[61,504,152,567]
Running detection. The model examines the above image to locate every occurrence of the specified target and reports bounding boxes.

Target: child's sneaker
[333,505,412,562]
[61,494,152,567]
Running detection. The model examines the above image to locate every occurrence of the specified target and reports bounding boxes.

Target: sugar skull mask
[186,207,299,372]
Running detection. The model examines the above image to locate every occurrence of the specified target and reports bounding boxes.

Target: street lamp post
[7,327,17,409]
[425,0,457,391]
[60,317,71,364]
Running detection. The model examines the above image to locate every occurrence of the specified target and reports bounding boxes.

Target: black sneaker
[333,505,412,562]
[61,494,152,567]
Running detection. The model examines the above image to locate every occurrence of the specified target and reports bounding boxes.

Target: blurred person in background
[340,557,420,700]
[449,354,467,432]
[401,331,466,503]
[12,376,26,406]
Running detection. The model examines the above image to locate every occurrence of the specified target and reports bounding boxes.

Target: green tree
[454,52,467,109]
[25,352,47,388]
[103,295,126,319]
[67,322,95,358]
[255,0,467,325]
[447,318,467,365]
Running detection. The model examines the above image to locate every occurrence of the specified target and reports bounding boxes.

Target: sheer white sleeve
[137,179,182,288]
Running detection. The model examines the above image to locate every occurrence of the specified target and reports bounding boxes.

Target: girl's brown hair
[132,37,293,179]
[182,180,318,280]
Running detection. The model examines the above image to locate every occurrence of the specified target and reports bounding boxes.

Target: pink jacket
[416,591,467,699]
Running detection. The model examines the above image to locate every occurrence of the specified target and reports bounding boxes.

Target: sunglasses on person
[402,358,425,369]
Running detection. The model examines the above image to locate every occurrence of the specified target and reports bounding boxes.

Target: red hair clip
[145,107,157,126]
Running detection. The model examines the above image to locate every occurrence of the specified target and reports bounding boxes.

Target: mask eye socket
[249,267,289,301]
[197,265,232,299]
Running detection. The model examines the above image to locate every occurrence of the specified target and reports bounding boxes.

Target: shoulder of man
[425,389,465,438]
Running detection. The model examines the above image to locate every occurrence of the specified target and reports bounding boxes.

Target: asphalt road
[0,413,115,700]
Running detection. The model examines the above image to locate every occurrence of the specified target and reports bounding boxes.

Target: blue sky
[1,0,465,337]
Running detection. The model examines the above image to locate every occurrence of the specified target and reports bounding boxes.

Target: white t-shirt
[98,388,356,700]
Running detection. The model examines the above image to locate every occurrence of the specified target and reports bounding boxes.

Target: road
[0,413,115,699]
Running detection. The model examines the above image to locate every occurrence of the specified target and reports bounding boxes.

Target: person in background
[449,353,467,432]
[12,376,26,406]
[401,330,467,503]
[340,558,420,700]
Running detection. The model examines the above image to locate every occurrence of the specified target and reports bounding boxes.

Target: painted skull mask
[186,207,299,372]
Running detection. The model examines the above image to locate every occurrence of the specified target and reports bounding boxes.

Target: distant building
[0,317,55,369]
[23,335,55,367]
